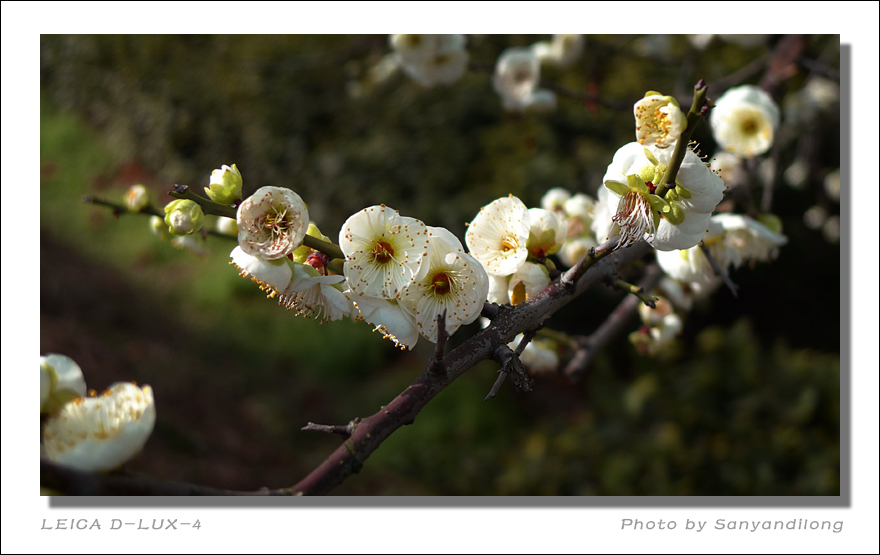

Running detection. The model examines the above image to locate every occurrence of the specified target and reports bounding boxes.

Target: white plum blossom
[125,184,150,212]
[493,47,556,112]
[42,382,156,472]
[237,186,309,260]
[710,85,780,158]
[230,245,294,296]
[655,220,736,292]
[390,34,469,88]
[558,235,598,268]
[339,205,430,299]
[40,354,87,414]
[465,195,531,276]
[541,187,571,213]
[486,274,511,305]
[398,227,489,343]
[710,152,743,185]
[527,208,568,260]
[506,262,550,306]
[634,94,686,149]
[351,295,420,350]
[532,34,584,68]
[713,213,787,265]
[280,264,350,323]
[601,142,725,251]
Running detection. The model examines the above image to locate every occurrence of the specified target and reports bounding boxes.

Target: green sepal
[627,174,650,196]
[663,202,685,225]
[665,188,680,202]
[646,194,670,215]
[644,90,662,98]
[675,183,692,199]
[605,179,630,197]
[638,164,657,184]
[642,148,660,167]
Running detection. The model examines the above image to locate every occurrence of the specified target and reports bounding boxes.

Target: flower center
[500,235,519,253]
[740,116,759,135]
[262,208,292,247]
[612,191,655,248]
[430,273,452,296]
[372,240,395,264]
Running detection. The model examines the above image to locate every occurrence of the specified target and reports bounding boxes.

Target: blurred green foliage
[40,35,840,495]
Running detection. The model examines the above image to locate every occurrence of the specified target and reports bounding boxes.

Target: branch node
[301,418,361,438]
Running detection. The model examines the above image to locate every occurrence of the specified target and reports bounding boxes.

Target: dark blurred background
[40,35,840,495]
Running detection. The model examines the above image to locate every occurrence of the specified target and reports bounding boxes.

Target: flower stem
[654,80,709,199]
[169,184,237,219]
[302,235,345,261]
[612,279,657,308]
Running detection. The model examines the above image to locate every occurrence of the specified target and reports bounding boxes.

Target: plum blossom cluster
[228,180,490,349]
[540,187,599,268]
[465,195,567,307]
[41,354,156,473]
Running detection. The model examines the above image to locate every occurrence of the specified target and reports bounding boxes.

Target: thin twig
[612,279,657,308]
[85,195,235,241]
[699,242,738,297]
[564,264,663,381]
[301,418,360,438]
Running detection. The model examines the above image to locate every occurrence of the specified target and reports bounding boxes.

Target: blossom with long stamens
[237,186,309,260]
[600,142,725,251]
[398,227,489,343]
[279,264,350,323]
[339,205,431,299]
[465,195,531,276]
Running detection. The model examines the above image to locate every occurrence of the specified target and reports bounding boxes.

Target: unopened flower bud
[150,215,173,240]
[204,164,243,205]
[125,184,150,212]
[164,199,205,236]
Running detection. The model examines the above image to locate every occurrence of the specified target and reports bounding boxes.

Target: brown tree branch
[564,263,663,381]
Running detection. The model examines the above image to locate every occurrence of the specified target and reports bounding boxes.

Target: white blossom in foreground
[41,354,87,414]
[532,34,584,68]
[399,227,489,343]
[351,295,420,350]
[634,94,685,149]
[392,34,469,88]
[237,186,309,260]
[710,85,780,158]
[340,205,430,299]
[465,195,531,276]
[42,382,156,472]
[230,245,294,297]
[601,142,725,251]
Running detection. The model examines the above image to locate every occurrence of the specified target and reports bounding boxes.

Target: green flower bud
[149,215,173,240]
[164,199,205,236]
[204,164,243,205]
